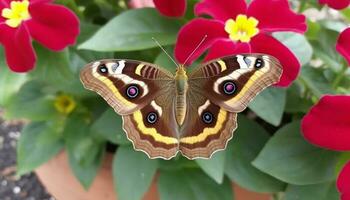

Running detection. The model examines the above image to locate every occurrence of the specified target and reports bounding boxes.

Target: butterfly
[80,54,282,160]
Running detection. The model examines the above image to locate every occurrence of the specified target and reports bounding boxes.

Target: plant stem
[298,0,307,13]
[332,63,348,89]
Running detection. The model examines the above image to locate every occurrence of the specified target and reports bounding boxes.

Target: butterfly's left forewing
[80,59,174,115]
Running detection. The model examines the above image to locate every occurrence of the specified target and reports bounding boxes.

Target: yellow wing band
[93,73,136,107]
[133,111,179,145]
[135,64,144,76]
[226,70,264,105]
[180,109,227,144]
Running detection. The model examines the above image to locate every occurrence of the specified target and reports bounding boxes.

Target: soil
[0,116,53,200]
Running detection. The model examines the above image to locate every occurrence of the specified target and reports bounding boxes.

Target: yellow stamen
[2,0,30,28]
[54,95,76,115]
[225,14,259,43]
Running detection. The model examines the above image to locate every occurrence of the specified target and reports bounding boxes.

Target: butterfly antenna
[152,37,179,68]
[183,35,208,66]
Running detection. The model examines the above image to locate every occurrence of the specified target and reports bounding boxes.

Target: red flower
[174,0,307,87]
[0,0,79,72]
[337,27,350,65]
[301,95,350,200]
[153,0,186,17]
[319,0,350,10]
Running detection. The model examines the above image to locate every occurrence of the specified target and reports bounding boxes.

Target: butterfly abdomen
[175,66,189,126]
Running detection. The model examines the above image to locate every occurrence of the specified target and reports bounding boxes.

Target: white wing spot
[151,101,163,116]
[198,100,210,116]
[237,55,248,69]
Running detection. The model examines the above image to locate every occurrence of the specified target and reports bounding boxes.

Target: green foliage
[64,115,105,189]
[158,169,233,200]
[0,64,27,107]
[4,81,58,121]
[113,146,158,200]
[90,108,130,145]
[196,151,226,184]
[285,182,339,200]
[17,122,64,175]
[253,121,340,185]
[79,8,181,51]
[249,87,286,126]
[225,116,286,193]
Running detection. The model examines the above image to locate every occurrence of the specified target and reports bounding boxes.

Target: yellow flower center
[224,14,259,43]
[54,95,76,115]
[1,0,31,28]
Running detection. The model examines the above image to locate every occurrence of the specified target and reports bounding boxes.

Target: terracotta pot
[35,152,271,200]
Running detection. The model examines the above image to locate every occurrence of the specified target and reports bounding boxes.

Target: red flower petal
[319,0,350,10]
[153,0,186,17]
[247,0,307,33]
[174,18,226,65]
[204,39,251,61]
[129,0,155,9]
[195,0,247,22]
[26,3,80,51]
[336,28,350,65]
[0,25,36,72]
[250,34,300,87]
[338,161,350,200]
[301,95,350,151]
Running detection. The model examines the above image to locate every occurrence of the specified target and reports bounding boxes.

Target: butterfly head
[176,64,187,75]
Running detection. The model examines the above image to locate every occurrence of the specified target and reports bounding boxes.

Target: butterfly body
[80,54,282,160]
[174,65,189,126]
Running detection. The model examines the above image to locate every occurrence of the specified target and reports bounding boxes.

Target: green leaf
[285,182,339,200]
[64,116,105,189]
[158,169,233,200]
[252,121,340,185]
[273,32,313,66]
[17,122,64,175]
[299,66,334,98]
[196,151,226,184]
[248,87,286,126]
[0,64,27,106]
[4,81,57,121]
[79,8,181,52]
[31,45,86,95]
[310,28,343,71]
[113,146,158,200]
[90,108,130,145]
[285,83,313,113]
[225,116,286,193]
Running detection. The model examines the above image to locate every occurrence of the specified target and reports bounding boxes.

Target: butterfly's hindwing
[122,95,179,159]
[179,97,237,159]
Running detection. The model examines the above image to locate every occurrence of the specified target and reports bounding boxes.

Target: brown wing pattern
[80,54,282,160]
[179,91,237,159]
[80,59,174,115]
[80,59,179,159]
[122,87,180,159]
[189,54,283,112]
[178,54,282,159]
